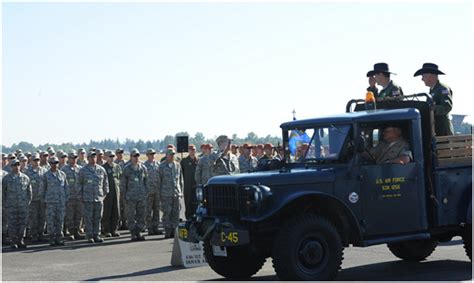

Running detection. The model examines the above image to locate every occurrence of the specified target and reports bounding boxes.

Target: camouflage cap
[16,149,23,154]
[68,150,78,158]
[47,146,55,151]
[48,156,59,164]
[115,148,124,154]
[89,147,96,152]
[17,154,26,160]
[130,148,140,156]
[146,148,156,155]
[20,155,28,162]
[96,149,104,155]
[48,149,56,155]
[87,151,97,158]
[2,153,7,159]
[8,153,16,159]
[10,159,20,166]
[105,150,116,157]
[40,150,49,156]
[59,151,68,158]
[78,148,86,154]
[31,153,40,160]
[25,152,32,157]
[166,148,176,155]
[216,135,231,145]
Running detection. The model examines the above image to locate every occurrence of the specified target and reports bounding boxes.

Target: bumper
[179,220,250,247]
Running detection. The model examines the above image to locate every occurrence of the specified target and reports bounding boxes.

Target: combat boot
[111,230,121,237]
[94,235,104,243]
[10,243,18,249]
[87,236,95,243]
[137,231,146,241]
[74,231,83,240]
[49,236,57,246]
[18,239,27,249]
[55,236,65,246]
[131,230,138,241]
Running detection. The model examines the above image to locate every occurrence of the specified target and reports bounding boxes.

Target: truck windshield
[286,124,351,163]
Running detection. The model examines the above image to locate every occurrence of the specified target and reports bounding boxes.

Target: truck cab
[183,94,472,280]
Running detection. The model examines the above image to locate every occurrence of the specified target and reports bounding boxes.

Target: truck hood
[207,168,336,187]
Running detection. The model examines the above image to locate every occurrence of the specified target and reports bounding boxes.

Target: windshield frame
[282,123,353,165]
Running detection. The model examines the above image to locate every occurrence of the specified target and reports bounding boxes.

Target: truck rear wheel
[462,224,472,261]
[203,241,265,279]
[272,214,343,280]
[387,239,437,261]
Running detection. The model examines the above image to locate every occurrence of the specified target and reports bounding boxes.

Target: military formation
[1,134,284,249]
[1,62,454,249]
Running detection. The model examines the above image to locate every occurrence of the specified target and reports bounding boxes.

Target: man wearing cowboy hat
[366,63,404,99]
[414,63,454,136]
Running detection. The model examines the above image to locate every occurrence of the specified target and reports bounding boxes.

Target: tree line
[2,132,283,154]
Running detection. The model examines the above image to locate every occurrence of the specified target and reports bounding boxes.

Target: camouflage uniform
[210,151,240,177]
[377,80,404,99]
[114,158,127,229]
[102,162,121,235]
[79,164,109,240]
[158,160,183,237]
[1,170,9,243]
[25,166,47,240]
[121,163,148,237]
[42,169,69,240]
[77,159,87,167]
[3,171,32,245]
[62,164,83,236]
[144,160,161,234]
[194,154,212,186]
[238,155,258,173]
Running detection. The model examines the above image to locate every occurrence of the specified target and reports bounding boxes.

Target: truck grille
[205,185,240,216]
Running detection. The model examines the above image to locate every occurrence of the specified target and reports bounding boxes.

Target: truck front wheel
[462,224,471,261]
[387,239,437,261]
[272,214,344,280]
[203,241,265,279]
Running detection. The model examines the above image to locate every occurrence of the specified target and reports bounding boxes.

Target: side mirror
[356,136,366,153]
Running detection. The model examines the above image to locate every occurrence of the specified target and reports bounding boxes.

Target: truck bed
[434,134,472,168]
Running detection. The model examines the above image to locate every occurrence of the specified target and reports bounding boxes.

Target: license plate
[210,228,249,246]
[212,245,227,257]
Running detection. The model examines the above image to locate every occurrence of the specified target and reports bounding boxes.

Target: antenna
[292,109,296,120]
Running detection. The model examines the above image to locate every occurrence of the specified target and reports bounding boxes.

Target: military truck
[181,93,472,280]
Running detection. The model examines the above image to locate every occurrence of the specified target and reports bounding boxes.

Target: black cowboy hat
[414,63,445,76]
[366,62,396,77]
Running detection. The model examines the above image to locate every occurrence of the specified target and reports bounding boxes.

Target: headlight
[196,185,204,202]
[243,185,263,205]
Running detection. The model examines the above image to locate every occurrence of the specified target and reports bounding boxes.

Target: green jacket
[377,80,403,99]
[431,81,454,136]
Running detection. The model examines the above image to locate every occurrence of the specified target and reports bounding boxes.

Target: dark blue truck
[181,94,472,280]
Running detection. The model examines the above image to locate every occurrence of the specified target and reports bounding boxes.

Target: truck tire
[272,214,343,280]
[203,241,265,279]
[387,239,437,261]
[462,224,472,261]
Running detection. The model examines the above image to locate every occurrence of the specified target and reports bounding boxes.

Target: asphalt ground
[1,230,471,281]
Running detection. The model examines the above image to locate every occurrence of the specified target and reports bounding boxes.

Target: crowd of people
[1,135,283,249]
[1,62,454,250]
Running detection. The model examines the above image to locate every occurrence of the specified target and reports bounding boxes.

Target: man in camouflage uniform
[3,159,32,248]
[195,144,213,187]
[238,143,258,173]
[121,148,147,241]
[158,148,183,239]
[19,155,29,173]
[25,153,47,242]
[62,150,83,240]
[77,148,87,166]
[366,63,403,99]
[3,153,16,173]
[414,63,454,136]
[42,157,69,246]
[114,148,127,230]
[40,151,50,170]
[2,153,8,169]
[1,168,8,244]
[144,148,161,235]
[58,151,68,170]
[181,144,199,220]
[102,150,121,237]
[210,135,240,177]
[96,149,106,166]
[79,151,109,243]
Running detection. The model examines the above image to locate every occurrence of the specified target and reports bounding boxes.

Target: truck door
[358,125,427,237]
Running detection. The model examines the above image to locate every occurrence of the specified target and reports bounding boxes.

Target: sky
[2,1,473,147]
